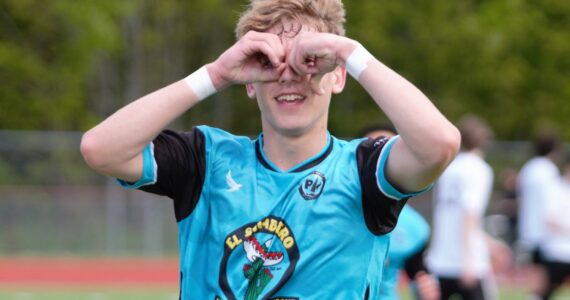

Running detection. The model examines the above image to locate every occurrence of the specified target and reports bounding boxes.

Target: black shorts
[438,276,486,300]
[531,247,545,265]
[544,261,570,285]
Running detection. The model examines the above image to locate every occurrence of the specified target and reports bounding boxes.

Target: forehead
[266,19,316,39]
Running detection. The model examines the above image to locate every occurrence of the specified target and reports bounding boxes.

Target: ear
[331,66,347,94]
[245,83,256,99]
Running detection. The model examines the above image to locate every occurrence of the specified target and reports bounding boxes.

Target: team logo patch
[298,171,326,200]
[219,216,299,300]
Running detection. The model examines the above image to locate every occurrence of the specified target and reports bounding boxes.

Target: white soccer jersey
[542,178,570,262]
[427,152,493,277]
[517,157,560,248]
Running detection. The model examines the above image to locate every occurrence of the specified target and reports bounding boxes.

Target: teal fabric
[116,143,156,189]
[379,205,430,299]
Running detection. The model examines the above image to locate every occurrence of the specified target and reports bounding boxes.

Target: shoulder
[196,125,255,149]
[196,125,252,142]
[520,157,559,181]
[332,135,364,151]
[458,153,491,173]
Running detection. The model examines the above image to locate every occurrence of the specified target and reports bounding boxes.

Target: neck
[466,148,484,158]
[261,126,329,172]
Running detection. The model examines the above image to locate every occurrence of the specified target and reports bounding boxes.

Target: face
[245,21,346,137]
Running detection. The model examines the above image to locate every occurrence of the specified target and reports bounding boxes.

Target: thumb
[310,74,325,95]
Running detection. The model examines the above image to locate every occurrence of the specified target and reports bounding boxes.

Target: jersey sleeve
[117,127,207,221]
[356,135,430,235]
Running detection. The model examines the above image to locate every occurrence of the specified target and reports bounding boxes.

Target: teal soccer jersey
[379,205,430,300]
[120,126,426,300]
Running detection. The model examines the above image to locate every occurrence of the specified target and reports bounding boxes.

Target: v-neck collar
[255,133,334,173]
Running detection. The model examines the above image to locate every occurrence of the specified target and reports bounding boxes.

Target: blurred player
[517,130,561,298]
[427,115,501,299]
[537,154,570,299]
[80,0,460,298]
[362,124,440,300]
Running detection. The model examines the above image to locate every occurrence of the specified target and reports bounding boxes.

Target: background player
[517,130,562,298]
[535,154,570,299]
[427,115,508,299]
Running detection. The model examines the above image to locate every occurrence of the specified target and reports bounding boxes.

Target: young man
[361,124,440,300]
[517,131,561,298]
[426,115,502,300]
[81,0,459,298]
[540,155,570,299]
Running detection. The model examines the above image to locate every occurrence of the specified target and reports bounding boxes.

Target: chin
[277,126,305,137]
[271,122,309,137]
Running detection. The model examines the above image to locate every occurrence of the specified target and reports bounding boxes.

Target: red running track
[0,257,178,288]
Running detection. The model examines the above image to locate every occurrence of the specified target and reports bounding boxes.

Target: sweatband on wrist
[184,66,217,101]
[345,44,374,79]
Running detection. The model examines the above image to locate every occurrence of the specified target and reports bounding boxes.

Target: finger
[309,73,325,95]
[287,52,318,77]
[243,32,285,67]
[257,63,286,82]
[244,42,280,67]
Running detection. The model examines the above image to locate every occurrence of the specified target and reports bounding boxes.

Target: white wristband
[345,45,374,79]
[184,66,217,101]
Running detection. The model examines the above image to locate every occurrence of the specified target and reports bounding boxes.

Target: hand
[489,238,512,273]
[209,31,287,89]
[287,32,355,95]
[414,271,440,300]
[460,270,479,288]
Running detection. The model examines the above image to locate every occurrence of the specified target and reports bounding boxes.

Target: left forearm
[356,57,459,191]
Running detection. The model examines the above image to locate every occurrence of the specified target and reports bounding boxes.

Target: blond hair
[235,0,346,39]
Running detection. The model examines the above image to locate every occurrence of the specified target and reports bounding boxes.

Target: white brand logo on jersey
[226,170,242,192]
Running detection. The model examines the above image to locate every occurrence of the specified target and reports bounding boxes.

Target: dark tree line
[1,0,569,139]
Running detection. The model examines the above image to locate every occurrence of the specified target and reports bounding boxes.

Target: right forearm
[81,78,202,174]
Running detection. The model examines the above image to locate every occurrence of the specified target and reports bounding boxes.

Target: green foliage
[343,0,570,139]
[0,0,133,130]
[1,0,569,139]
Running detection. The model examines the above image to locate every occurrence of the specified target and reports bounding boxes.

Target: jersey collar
[255,133,334,173]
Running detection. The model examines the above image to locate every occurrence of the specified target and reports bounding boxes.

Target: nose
[278,63,302,84]
[278,37,304,84]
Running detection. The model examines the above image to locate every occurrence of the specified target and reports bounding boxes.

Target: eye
[256,53,273,69]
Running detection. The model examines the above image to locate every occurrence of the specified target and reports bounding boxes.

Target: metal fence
[0,130,178,257]
[0,130,535,256]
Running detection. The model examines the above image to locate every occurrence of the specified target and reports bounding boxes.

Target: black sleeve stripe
[140,127,206,222]
[356,137,407,235]
[404,244,429,279]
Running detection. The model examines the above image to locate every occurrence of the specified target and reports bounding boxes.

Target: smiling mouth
[275,94,305,103]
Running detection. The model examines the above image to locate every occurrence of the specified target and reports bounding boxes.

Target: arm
[80,81,201,182]
[81,31,286,181]
[461,212,479,287]
[413,271,441,300]
[404,246,441,300]
[485,234,512,273]
[287,33,460,193]
[354,47,460,192]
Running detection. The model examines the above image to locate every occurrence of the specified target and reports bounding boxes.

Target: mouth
[275,94,305,104]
